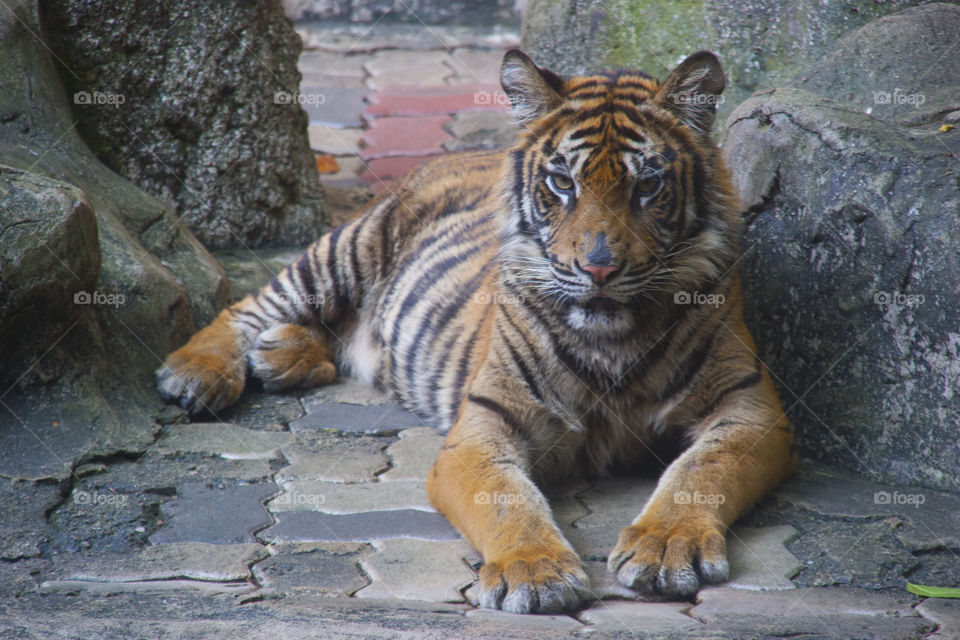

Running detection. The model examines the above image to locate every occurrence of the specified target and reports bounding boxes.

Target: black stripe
[569,124,605,140]
[447,319,485,420]
[383,213,491,312]
[499,327,544,405]
[326,225,349,315]
[295,252,320,320]
[402,256,493,391]
[693,372,762,425]
[347,220,363,300]
[467,394,526,439]
[657,328,717,401]
[388,238,487,381]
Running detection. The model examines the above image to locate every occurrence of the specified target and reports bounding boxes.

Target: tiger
[156,49,797,614]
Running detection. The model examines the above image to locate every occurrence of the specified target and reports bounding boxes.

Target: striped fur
[157,50,796,614]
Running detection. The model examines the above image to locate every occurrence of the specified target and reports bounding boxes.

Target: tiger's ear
[500,49,565,127]
[654,51,725,133]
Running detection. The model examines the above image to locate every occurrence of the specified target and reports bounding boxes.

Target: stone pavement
[294,22,517,196]
[2,22,960,640]
[2,364,958,638]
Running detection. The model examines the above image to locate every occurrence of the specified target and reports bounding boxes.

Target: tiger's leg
[156,221,366,415]
[608,369,796,596]
[427,398,589,614]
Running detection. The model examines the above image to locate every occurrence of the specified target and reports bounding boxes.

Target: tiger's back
[341,150,504,426]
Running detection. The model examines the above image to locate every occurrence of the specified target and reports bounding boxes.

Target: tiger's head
[497,50,740,338]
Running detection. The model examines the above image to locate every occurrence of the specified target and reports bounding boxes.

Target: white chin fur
[566,305,634,337]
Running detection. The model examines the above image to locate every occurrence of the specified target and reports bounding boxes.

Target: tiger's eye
[550,174,574,191]
[635,176,661,194]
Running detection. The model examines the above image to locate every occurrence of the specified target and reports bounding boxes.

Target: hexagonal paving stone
[276,432,389,484]
[301,377,393,407]
[298,51,368,80]
[363,50,451,88]
[307,125,364,155]
[918,598,960,640]
[366,84,508,117]
[252,543,371,596]
[268,480,430,514]
[580,560,643,601]
[690,586,931,638]
[361,115,452,160]
[149,482,278,545]
[563,478,657,561]
[725,525,802,591]
[578,600,700,634]
[259,510,459,544]
[355,538,475,602]
[379,427,444,482]
[299,86,368,128]
[153,423,292,460]
[465,608,584,631]
[51,542,267,583]
[290,402,427,434]
[444,111,517,152]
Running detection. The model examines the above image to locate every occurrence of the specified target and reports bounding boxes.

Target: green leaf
[907,582,960,598]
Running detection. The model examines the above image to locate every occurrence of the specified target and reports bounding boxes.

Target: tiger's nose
[581,263,621,285]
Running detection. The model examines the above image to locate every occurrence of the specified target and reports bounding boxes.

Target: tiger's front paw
[248,324,336,392]
[477,548,589,614]
[608,517,728,597]
[156,345,246,416]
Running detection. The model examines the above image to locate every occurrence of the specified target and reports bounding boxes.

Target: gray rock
[520,0,934,132]
[0,169,99,357]
[42,0,326,249]
[790,4,960,126]
[721,8,960,492]
[788,520,917,589]
[0,480,61,560]
[0,2,229,482]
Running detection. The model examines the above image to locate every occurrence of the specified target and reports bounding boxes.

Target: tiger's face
[498,51,738,338]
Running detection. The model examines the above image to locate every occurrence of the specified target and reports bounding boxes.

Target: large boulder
[721,4,960,491]
[0,3,230,480]
[520,0,934,131]
[41,0,326,249]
